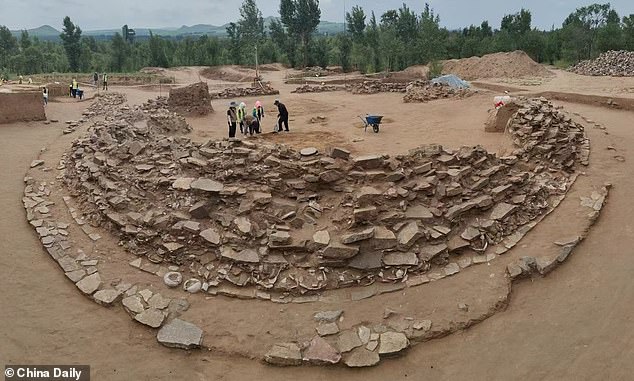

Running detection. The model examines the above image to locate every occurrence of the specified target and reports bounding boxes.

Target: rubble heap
[62,97,587,298]
[403,80,473,103]
[569,50,634,77]
[168,82,214,116]
[292,84,344,93]
[346,81,408,95]
[213,83,280,99]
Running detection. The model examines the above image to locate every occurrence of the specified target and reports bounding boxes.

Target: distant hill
[10,25,60,39]
[11,18,345,40]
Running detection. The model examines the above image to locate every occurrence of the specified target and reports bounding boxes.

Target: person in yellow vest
[19,75,23,84]
[72,78,78,98]
[102,73,108,90]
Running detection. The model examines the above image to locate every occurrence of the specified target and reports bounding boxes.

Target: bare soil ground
[1,64,633,380]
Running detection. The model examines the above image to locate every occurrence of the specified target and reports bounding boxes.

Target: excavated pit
[0,91,46,124]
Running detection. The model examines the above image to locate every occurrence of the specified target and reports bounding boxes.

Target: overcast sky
[2,0,634,31]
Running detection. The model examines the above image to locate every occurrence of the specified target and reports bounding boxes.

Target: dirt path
[1,85,633,379]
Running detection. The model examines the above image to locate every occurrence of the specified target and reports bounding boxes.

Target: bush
[427,60,443,79]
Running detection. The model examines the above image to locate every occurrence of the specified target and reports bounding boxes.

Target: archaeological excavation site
[8,47,631,377]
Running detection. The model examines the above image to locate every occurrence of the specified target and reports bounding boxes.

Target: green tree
[238,0,265,64]
[20,30,31,50]
[346,6,366,42]
[562,3,620,60]
[226,22,242,65]
[623,14,634,50]
[149,31,169,67]
[0,26,18,68]
[269,18,297,67]
[279,0,321,67]
[110,32,128,72]
[60,16,83,72]
[501,9,532,50]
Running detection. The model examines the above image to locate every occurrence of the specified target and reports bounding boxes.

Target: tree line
[1,1,633,79]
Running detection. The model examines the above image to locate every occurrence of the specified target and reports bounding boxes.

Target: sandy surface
[1,66,634,380]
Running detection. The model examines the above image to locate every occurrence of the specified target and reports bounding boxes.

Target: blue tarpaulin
[431,74,470,89]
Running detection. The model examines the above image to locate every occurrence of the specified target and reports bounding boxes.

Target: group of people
[226,99,289,138]
[94,72,109,90]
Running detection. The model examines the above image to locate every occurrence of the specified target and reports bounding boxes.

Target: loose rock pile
[346,81,408,95]
[403,80,473,103]
[569,50,634,77]
[62,94,587,300]
[168,82,214,116]
[213,83,280,99]
[292,84,344,93]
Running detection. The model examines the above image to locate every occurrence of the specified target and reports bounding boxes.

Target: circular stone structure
[22,91,608,369]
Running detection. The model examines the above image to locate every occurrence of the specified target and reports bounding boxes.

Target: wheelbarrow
[358,114,384,133]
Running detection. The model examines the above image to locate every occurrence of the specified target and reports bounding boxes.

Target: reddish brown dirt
[442,51,553,80]
[0,91,46,124]
[1,66,634,380]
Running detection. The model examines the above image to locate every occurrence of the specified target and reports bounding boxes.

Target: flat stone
[378,332,409,356]
[190,178,224,193]
[316,322,340,336]
[156,318,203,350]
[337,330,363,353]
[200,228,221,245]
[405,205,434,220]
[444,263,460,276]
[448,236,471,252]
[322,243,359,260]
[75,273,101,295]
[65,269,86,283]
[398,222,422,249]
[303,336,341,365]
[314,310,343,323]
[269,231,291,244]
[265,343,303,366]
[172,178,195,191]
[93,289,122,306]
[344,347,380,368]
[353,206,377,222]
[356,186,382,205]
[490,202,518,220]
[122,295,145,315]
[162,242,184,252]
[319,170,343,183]
[349,250,383,270]
[134,308,165,328]
[383,252,418,266]
[330,147,351,160]
[300,147,318,156]
[371,226,397,250]
[233,216,252,234]
[182,221,200,233]
[341,227,375,244]
[30,160,45,168]
[57,256,81,273]
[419,243,448,262]
[353,155,383,169]
[312,230,331,247]
[358,326,372,344]
[221,246,259,263]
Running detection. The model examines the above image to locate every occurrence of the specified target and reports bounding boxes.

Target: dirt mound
[403,80,474,103]
[168,82,214,116]
[569,50,634,77]
[442,51,552,80]
[201,66,256,82]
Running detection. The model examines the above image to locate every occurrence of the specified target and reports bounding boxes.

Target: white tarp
[431,74,470,89]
